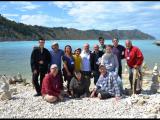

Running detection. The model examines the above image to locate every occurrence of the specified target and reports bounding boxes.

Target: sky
[0,1,160,39]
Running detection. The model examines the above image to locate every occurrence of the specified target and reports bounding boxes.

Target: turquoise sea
[0,40,160,81]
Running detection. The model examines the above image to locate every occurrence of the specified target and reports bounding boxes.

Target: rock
[137,98,146,105]
[0,75,9,92]
[10,87,17,95]
[143,95,150,99]
[0,91,11,100]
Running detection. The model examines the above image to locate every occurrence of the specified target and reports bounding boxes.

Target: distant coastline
[0,14,156,41]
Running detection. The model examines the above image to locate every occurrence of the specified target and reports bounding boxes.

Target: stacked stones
[0,75,11,100]
[150,63,160,94]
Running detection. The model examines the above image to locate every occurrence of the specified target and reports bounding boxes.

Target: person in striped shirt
[90,65,121,101]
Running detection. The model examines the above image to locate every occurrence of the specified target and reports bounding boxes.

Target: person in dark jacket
[30,39,51,96]
[90,44,104,85]
[69,71,88,98]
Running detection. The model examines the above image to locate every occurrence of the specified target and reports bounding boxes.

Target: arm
[30,49,37,73]
[114,55,119,74]
[135,48,144,67]
[121,46,126,59]
[62,56,71,76]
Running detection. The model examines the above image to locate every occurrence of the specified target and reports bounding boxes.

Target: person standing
[90,44,104,85]
[73,48,82,72]
[125,40,144,94]
[62,45,75,95]
[98,37,106,53]
[50,42,64,89]
[30,38,51,96]
[80,43,92,96]
[112,38,125,78]
[101,45,119,74]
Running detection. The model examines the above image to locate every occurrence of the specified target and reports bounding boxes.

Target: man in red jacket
[41,64,63,103]
[125,40,144,94]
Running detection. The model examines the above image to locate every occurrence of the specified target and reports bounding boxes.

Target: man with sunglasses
[30,38,51,97]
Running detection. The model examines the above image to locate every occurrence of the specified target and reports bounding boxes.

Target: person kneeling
[69,71,88,98]
[41,64,63,103]
[90,65,121,100]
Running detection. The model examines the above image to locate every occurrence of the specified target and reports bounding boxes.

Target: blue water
[0,40,160,81]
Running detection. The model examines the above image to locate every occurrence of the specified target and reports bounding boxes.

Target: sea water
[0,40,159,81]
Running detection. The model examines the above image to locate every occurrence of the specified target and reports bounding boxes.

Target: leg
[40,71,47,93]
[94,71,100,85]
[66,75,73,95]
[32,72,41,94]
[118,65,122,79]
[129,68,133,90]
[58,70,64,90]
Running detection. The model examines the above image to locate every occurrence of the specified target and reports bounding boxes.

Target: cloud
[2,13,19,17]
[51,1,73,8]
[149,4,160,10]
[20,14,67,27]
[9,1,41,11]
[52,1,141,26]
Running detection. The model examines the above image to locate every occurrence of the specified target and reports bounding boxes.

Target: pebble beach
[0,71,160,119]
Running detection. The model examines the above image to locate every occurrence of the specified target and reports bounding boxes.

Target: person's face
[99,39,104,45]
[65,46,71,54]
[94,45,99,52]
[99,67,107,76]
[112,39,118,47]
[50,67,58,75]
[39,40,45,47]
[75,50,80,55]
[106,46,112,54]
[75,73,81,80]
[84,44,89,52]
[52,44,59,51]
[125,40,132,49]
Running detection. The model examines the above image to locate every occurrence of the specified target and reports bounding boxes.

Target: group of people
[30,37,144,103]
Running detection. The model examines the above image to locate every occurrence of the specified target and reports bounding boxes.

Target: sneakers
[34,93,41,97]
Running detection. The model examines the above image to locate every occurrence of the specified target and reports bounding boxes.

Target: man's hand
[33,70,37,74]
[39,60,44,64]
[134,65,139,69]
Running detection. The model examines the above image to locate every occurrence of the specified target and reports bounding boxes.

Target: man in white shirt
[80,43,92,96]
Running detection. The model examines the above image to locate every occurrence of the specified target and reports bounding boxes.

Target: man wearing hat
[49,42,64,89]
[41,64,63,103]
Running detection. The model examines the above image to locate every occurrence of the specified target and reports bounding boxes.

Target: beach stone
[0,91,11,100]
[137,98,146,105]
[10,87,17,95]
[0,75,9,92]
[143,95,150,99]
